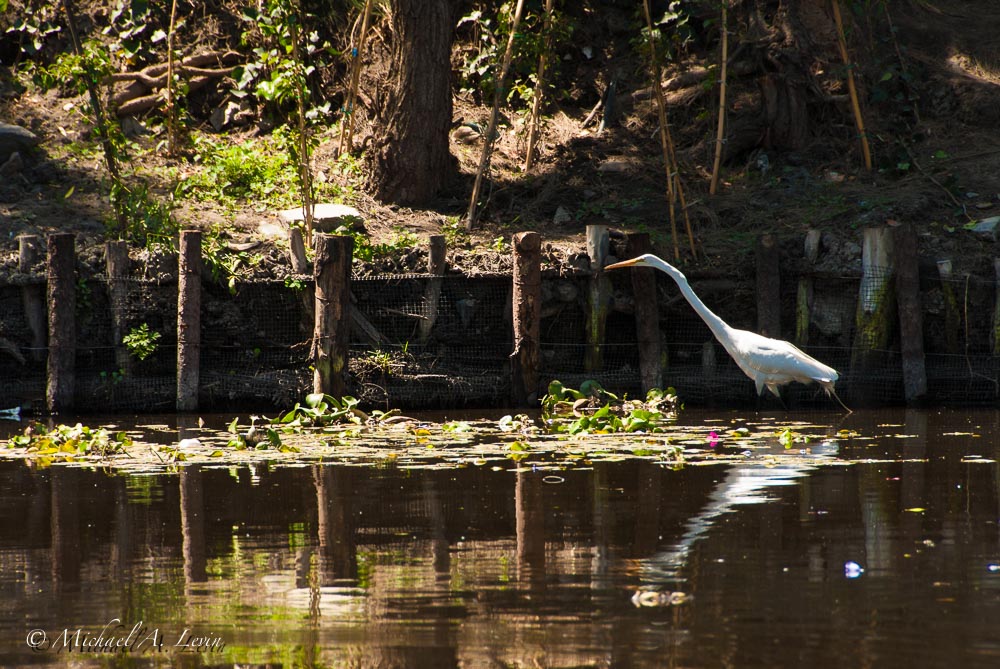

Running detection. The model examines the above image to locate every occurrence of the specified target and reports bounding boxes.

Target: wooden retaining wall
[3,224,1000,412]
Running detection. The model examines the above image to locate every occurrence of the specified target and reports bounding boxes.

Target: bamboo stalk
[641,0,696,260]
[466,0,527,230]
[831,0,872,171]
[708,2,727,195]
[165,0,180,156]
[641,0,678,260]
[523,0,555,171]
[290,9,314,243]
[338,0,375,157]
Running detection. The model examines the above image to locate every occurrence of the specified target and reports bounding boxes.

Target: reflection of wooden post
[585,225,610,372]
[795,230,821,347]
[106,240,132,374]
[892,223,926,403]
[313,235,353,397]
[852,227,895,374]
[756,233,780,339]
[50,468,81,586]
[626,233,663,392]
[937,259,961,355]
[993,259,1000,355]
[899,409,927,545]
[177,230,202,411]
[314,465,357,582]
[633,463,661,556]
[424,478,450,574]
[516,470,545,581]
[19,235,46,362]
[180,464,207,584]
[511,232,541,405]
[47,233,75,412]
[418,235,447,344]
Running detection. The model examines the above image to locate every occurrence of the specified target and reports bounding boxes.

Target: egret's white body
[605,254,849,411]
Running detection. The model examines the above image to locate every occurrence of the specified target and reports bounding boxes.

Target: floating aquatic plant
[541,380,679,435]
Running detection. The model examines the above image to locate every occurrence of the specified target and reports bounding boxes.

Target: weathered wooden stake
[851,227,895,372]
[313,234,354,397]
[794,229,821,347]
[511,231,541,406]
[892,223,926,403]
[992,259,1000,355]
[176,230,202,411]
[418,235,447,344]
[105,240,132,374]
[756,234,781,339]
[626,233,663,392]
[288,226,310,274]
[18,234,46,362]
[585,225,610,372]
[46,233,75,412]
[936,259,961,355]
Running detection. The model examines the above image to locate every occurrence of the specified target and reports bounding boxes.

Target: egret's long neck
[664,268,736,347]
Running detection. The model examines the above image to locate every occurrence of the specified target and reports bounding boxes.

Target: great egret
[605,254,849,411]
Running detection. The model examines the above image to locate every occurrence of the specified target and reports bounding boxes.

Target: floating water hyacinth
[844,561,865,578]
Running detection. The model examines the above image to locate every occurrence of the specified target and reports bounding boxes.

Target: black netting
[3,262,1000,411]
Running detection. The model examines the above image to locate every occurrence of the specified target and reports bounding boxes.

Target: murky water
[2,408,1000,668]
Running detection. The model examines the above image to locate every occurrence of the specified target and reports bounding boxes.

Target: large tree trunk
[365,0,458,205]
[756,0,835,151]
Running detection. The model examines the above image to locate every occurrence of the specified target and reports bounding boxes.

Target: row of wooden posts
[17,222,962,413]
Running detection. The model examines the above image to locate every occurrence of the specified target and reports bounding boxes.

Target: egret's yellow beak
[603,257,642,271]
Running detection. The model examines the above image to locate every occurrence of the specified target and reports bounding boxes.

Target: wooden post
[313,234,353,397]
[892,223,926,403]
[585,225,610,372]
[46,233,75,412]
[936,259,961,355]
[511,231,541,406]
[18,235,46,362]
[851,227,895,373]
[756,234,781,339]
[288,226,310,274]
[626,233,663,392]
[795,230,821,347]
[105,240,132,374]
[418,235,447,344]
[176,230,202,411]
[992,259,1000,355]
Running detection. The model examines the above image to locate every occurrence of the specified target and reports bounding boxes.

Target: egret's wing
[730,330,838,383]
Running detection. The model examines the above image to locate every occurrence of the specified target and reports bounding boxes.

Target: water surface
[2,408,1000,667]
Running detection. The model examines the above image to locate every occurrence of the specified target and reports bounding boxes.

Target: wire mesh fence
[2,262,1000,411]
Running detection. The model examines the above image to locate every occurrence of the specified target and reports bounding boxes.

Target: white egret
[605,254,849,411]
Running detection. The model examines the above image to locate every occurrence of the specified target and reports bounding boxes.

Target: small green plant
[541,380,678,435]
[273,393,366,428]
[442,216,470,247]
[335,225,418,262]
[456,3,573,107]
[8,422,132,457]
[123,323,161,361]
[100,368,126,384]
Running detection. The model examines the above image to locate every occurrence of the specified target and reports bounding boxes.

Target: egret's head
[604,254,656,272]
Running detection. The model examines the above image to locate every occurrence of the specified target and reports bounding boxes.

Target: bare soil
[2,0,1000,283]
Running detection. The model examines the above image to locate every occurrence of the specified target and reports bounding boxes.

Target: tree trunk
[365,0,458,204]
[743,0,842,152]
